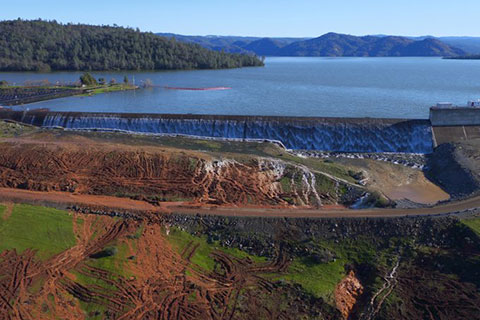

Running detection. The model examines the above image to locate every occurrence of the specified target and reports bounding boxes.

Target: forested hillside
[0,19,264,72]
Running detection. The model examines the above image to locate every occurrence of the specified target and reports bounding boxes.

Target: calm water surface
[1,57,480,118]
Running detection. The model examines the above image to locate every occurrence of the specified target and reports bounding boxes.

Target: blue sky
[1,0,479,37]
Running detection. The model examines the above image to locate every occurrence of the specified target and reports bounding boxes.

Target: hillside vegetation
[0,19,264,72]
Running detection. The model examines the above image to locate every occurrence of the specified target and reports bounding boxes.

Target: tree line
[0,19,264,72]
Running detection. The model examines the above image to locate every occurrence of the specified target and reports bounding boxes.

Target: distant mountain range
[158,32,480,57]
[157,33,307,54]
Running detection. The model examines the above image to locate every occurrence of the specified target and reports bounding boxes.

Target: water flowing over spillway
[1,111,434,153]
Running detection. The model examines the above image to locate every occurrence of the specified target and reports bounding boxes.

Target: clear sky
[1,0,479,37]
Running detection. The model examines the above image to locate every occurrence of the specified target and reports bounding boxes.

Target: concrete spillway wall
[0,110,433,153]
[430,107,480,126]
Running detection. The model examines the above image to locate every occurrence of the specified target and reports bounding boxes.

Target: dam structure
[0,110,433,153]
[429,103,480,146]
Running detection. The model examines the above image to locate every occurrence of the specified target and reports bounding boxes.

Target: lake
[1,57,480,119]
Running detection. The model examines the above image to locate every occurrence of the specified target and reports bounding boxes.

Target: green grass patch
[86,241,133,279]
[462,218,480,236]
[77,298,108,320]
[279,176,292,192]
[167,228,215,272]
[0,204,76,260]
[270,150,355,184]
[83,84,137,96]
[73,240,135,318]
[0,204,5,218]
[278,257,347,300]
[336,238,379,264]
[315,173,338,196]
[218,246,267,263]
[167,228,267,272]
[0,120,37,138]
[73,270,118,292]
[273,237,382,302]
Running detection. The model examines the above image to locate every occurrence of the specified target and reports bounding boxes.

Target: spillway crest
[1,111,433,153]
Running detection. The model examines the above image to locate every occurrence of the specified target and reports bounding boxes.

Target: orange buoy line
[163,86,232,91]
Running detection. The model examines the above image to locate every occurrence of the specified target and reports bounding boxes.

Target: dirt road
[1,187,479,218]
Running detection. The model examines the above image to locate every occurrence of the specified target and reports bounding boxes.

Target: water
[2,110,432,153]
[1,57,480,118]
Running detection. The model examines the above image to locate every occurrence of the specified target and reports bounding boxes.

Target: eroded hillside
[1,203,479,319]
[0,129,364,208]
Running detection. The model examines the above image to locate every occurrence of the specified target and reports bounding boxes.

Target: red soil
[335,271,364,319]
[0,138,303,206]
[0,208,296,319]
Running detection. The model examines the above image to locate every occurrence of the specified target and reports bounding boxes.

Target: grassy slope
[4,202,458,317]
[0,120,37,138]
[167,227,383,304]
[279,257,346,300]
[167,227,266,272]
[83,84,138,95]
[0,200,362,307]
[462,217,480,236]
[73,241,134,320]
[0,204,76,260]
[167,227,216,272]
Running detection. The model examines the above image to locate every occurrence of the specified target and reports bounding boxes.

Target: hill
[157,33,305,55]
[278,33,465,57]
[243,38,285,56]
[435,37,480,54]
[0,19,264,72]
[160,32,467,57]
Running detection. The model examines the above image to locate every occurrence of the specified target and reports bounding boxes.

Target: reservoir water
[1,57,480,118]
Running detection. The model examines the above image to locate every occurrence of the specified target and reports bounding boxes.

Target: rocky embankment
[163,212,479,258]
[426,140,480,199]
[293,151,427,169]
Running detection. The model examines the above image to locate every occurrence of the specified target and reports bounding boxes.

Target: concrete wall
[431,126,480,147]
[430,107,480,126]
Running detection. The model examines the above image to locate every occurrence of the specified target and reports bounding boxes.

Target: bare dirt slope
[0,207,337,320]
[0,132,362,208]
[333,158,450,204]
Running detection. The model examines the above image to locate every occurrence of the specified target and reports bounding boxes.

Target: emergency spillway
[0,111,433,153]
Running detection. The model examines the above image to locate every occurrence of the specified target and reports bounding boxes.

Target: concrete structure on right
[430,102,480,126]
[430,101,480,146]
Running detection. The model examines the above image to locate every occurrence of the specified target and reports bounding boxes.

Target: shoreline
[0,84,138,106]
